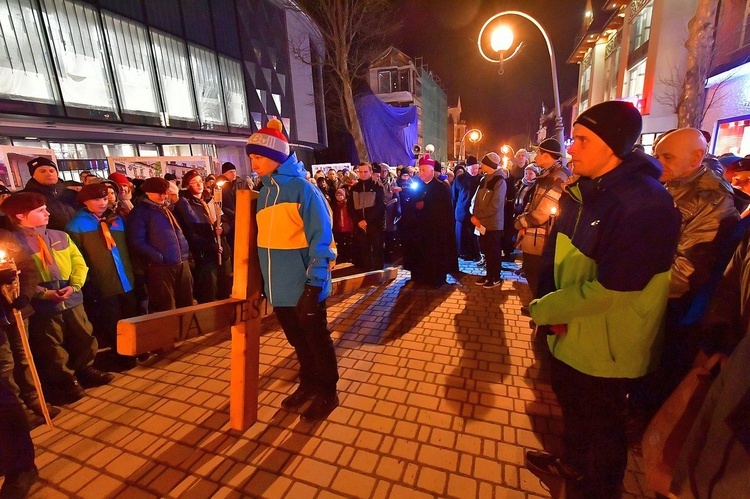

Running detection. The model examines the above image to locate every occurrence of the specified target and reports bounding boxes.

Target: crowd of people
[3,102,750,496]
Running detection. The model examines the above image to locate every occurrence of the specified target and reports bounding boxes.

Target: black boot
[75,366,114,388]
[301,393,339,421]
[46,375,85,406]
[24,396,61,420]
[281,385,317,409]
[0,465,39,498]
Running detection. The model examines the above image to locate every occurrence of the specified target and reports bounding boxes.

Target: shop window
[0,0,60,105]
[189,44,226,129]
[715,118,750,156]
[219,56,249,128]
[42,0,119,117]
[151,29,198,124]
[102,12,160,116]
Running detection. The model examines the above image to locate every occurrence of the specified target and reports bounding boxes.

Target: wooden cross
[117,190,397,430]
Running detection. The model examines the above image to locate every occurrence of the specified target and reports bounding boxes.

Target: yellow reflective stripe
[257,202,308,249]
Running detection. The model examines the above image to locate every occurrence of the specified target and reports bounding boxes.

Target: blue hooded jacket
[257,153,336,307]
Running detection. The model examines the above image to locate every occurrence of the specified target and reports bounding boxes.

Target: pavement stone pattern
[4,260,655,498]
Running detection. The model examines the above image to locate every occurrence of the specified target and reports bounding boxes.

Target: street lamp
[478,11,566,160]
[459,128,483,161]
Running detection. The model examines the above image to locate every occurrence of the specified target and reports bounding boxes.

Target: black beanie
[27,156,57,177]
[574,101,642,158]
[222,162,237,174]
[466,155,479,166]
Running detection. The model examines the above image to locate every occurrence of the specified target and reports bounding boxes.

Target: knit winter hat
[465,155,479,166]
[2,192,45,222]
[221,162,237,174]
[574,101,642,158]
[27,156,57,177]
[77,183,108,203]
[181,169,201,188]
[534,138,562,157]
[482,152,501,170]
[246,119,290,164]
[108,172,131,186]
[140,177,171,194]
[418,154,435,167]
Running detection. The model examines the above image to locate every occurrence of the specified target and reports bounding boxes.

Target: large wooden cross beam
[117,190,398,430]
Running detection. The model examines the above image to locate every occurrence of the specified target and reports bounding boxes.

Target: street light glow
[469,131,480,142]
[490,26,514,53]
[501,145,511,155]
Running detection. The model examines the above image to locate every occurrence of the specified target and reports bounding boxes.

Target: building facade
[570,0,750,156]
[0,0,326,187]
[368,47,448,164]
[568,0,699,150]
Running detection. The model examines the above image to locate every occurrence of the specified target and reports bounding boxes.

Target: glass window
[42,0,118,114]
[101,11,160,116]
[151,29,197,123]
[377,70,392,94]
[163,144,192,156]
[398,69,410,92]
[219,55,248,128]
[189,44,226,128]
[0,0,60,105]
[604,44,621,101]
[629,3,653,53]
[137,144,159,156]
[623,59,647,112]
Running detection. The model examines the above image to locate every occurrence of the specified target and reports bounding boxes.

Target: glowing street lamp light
[490,26,514,53]
[459,128,483,162]
[478,11,566,161]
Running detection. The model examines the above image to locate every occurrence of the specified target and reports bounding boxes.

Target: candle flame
[551,206,558,215]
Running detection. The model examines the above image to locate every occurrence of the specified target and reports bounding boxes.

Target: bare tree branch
[284,0,402,161]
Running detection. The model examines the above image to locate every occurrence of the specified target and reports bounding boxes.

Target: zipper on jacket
[266,178,280,304]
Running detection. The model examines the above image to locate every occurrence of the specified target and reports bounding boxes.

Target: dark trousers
[522,253,543,298]
[551,357,629,499]
[274,302,339,396]
[456,220,480,259]
[2,320,35,404]
[353,226,384,271]
[147,261,194,313]
[479,230,503,282]
[29,305,97,385]
[85,292,138,350]
[193,259,219,304]
[333,231,354,264]
[0,329,34,477]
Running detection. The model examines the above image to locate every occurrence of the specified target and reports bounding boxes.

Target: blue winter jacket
[126,199,190,266]
[257,153,336,307]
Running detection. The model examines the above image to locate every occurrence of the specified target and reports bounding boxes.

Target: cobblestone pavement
[7,260,654,498]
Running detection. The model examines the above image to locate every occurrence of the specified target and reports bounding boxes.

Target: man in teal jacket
[525,101,681,498]
[247,119,339,422]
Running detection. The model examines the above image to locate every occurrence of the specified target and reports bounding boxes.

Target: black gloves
[296,284,322,318]
[11,295,30,310]
[0,269,16,286]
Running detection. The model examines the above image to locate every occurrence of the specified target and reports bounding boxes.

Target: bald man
[634,128,741,427]
[653,128,739,299]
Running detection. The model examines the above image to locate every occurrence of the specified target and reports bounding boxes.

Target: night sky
[397,0,587,153]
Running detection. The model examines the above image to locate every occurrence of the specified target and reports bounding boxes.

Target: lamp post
[459,128,483,162]
[478,11,566,161]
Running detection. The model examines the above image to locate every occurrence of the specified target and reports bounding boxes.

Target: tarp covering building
[355,91,418,166]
